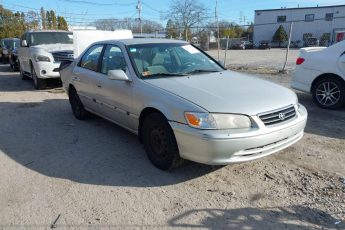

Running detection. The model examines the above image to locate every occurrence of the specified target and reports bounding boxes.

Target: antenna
[136,0,142,34]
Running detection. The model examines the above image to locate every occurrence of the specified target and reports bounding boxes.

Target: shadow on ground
[296,92,345,139]
[0,98,218,187]
[168,206,344,230]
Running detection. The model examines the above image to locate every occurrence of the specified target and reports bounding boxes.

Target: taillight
[296,57,305,65]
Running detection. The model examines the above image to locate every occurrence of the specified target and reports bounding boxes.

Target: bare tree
[166,0,208,41]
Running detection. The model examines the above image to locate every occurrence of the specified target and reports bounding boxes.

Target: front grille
[258,105,296,126]
[51,51,74,62]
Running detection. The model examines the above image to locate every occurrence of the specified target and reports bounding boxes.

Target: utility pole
[136,0,142,34]
[215,0,220,60]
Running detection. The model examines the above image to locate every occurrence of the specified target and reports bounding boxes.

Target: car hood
[145,71,297,115]
[32,44,73,53]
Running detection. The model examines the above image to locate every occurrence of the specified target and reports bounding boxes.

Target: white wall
[253,5,345,45]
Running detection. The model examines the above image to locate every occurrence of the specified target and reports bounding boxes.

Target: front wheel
[312,77,345,109]
[31,64,46,89]
[142,113,184,170]
[19,61,29,80]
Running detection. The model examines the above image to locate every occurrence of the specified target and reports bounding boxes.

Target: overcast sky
[2,0,344,25]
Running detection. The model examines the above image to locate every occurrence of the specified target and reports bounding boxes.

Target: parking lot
[207,48,300,72]
[0,60,344,229]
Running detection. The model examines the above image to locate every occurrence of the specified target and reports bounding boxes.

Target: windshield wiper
[185,69,220,75]
[144,72,188,78]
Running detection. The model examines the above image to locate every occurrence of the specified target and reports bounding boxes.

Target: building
[254,5,345,46]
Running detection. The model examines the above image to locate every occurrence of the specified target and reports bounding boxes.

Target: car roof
[2,38,20,41]
[93,38,188,46]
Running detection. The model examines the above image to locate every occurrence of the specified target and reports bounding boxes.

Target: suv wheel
[312,77,345,109]
[19,61,29,80]
[31,63,46,90]
[68,87,91,120]
[142,113,184,170]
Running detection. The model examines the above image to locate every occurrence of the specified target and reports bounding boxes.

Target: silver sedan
[60,39,307,170]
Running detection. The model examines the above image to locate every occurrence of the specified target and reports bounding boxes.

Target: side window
[101,45,126,74]
[79,45,104,72]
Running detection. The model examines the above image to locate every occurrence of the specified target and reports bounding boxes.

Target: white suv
[18,30,74,89]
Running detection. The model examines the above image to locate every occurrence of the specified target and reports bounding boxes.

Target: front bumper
[32,61,61,79]
[170,104,307,165]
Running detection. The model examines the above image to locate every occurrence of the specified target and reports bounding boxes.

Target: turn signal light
[296,57,305,65]
[185,113,200,126]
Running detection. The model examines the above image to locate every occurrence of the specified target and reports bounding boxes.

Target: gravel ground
[0,63,344,229]
[206,48,300,72]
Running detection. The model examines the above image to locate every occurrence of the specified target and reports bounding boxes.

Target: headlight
[184,112,252,129]
[34,55,50,62]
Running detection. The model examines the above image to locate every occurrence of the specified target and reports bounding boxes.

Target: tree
[46,11,52,29]
[93,18,163,33]
[50,10,57,29]
[25,11,40,30]
[40,7,46,29]
[57,16,68,30]
[165,19,177,38]
[166,0,208,41]
[272,25,288,47]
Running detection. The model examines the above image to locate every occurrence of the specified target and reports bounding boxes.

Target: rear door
[337,46,345,77]
[72,44,104,111]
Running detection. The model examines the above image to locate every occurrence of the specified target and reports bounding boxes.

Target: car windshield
[13,40,20,48]
[29,32,73,46]
[3,40,14,48]
[127,43,223,78]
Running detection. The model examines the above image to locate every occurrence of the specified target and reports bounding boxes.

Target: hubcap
[316,82,340,106]
[149,127,167,157]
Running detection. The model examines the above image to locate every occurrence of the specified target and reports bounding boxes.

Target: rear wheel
[142,113,184,170]
[31,63,46,89]
[312,77,345,109]
[68,87,91,120]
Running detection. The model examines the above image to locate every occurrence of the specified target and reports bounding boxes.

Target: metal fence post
[224,36,229,67]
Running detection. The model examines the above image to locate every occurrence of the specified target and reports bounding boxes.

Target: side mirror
[108,70,131,81]
[21,40,28,47]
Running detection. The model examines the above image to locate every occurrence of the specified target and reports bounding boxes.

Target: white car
[291,40,345,109]
[18,30,74,89]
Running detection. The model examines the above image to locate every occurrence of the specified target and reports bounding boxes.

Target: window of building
[325,13,333,21]
[305,14,314,22]
[277,16,286,23]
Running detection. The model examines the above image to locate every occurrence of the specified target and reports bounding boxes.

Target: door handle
[97,85,102,88]
[72,76,80,82]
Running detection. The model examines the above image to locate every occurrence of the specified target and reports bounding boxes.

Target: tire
[31,63,46,90]
[68,87,91,120]
[142,113,184,170]
[19,61,29,80]
[312,77,345,109]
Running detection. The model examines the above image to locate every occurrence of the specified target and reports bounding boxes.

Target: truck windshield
[3,40,14,49]
[29,32,73,46]
[127,43,223,78]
